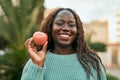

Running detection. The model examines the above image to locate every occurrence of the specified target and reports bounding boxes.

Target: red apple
[33,31,48,45]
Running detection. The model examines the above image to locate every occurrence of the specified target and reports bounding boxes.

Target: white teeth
[60,34,69,37]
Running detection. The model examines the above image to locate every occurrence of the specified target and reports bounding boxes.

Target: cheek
[52,24,61,33]
[72,27,77,36]
[52,26,59,38]
[72,28,77,41]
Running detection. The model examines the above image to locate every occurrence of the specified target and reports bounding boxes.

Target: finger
[27,38,37,50]
[24,39,29,48]
[24,38,33,48]
[28,38,34,46]
[25,38,38,57]
[42,41,48,52]
[28,48,42,62]
[24,38,44,65]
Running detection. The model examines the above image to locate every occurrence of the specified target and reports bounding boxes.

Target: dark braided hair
[40,8,105,80]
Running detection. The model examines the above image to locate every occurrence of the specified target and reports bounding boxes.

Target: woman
[21,8,107,80]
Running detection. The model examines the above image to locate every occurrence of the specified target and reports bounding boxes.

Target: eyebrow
[55,18,76,22]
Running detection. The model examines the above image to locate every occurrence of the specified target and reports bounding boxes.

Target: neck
[51,46,76,55]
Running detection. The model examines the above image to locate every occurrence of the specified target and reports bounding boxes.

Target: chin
[59,42,72,47]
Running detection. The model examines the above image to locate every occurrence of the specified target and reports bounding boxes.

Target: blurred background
[0,0,120,80]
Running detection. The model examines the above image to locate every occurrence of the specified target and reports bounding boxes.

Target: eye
[55,21,63,26]
[68,22,76,27]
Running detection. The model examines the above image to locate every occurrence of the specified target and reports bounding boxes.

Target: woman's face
[52,10,77,47]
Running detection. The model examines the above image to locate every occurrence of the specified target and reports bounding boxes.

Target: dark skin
[52,10,77,55]
[24,10,77,67]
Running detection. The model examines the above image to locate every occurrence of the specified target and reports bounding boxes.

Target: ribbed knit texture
[21,51,107,80]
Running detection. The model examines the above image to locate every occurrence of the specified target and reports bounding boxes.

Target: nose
[62,24,70,32]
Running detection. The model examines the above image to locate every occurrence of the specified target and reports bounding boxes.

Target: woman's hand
[24,37,48,67]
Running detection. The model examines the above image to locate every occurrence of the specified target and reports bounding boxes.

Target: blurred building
[107,11,120,67]
[83,21,108,44]
[108,12,120,43]
[84,11,120,67]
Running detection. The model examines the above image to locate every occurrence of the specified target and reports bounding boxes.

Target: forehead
[55,10,74,19]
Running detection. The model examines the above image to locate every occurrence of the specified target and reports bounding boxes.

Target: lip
[59,33,71,36]
[58,33,71,40]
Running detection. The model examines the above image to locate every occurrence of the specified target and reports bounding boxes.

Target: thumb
[42,41,48,52]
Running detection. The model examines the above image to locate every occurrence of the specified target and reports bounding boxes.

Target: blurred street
[106,66,120,80]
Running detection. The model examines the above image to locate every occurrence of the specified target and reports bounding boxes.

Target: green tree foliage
[0,36,8,49]
[0,0,44,50]
[107,74,118,80]
[86,34,106,52]
[0,0,44,80]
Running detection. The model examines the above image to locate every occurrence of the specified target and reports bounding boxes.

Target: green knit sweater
[21,51,107,80]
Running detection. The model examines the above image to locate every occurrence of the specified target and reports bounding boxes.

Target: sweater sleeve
[91,61,107,80]
[99,63,107,80]
[21,59,46,80]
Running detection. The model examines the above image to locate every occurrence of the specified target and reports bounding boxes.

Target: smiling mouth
[59,34,71,40]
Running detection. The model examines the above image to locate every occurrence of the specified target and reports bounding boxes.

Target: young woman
[21,8,107,80]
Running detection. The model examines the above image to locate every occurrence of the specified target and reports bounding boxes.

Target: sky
[44,0,120,23]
